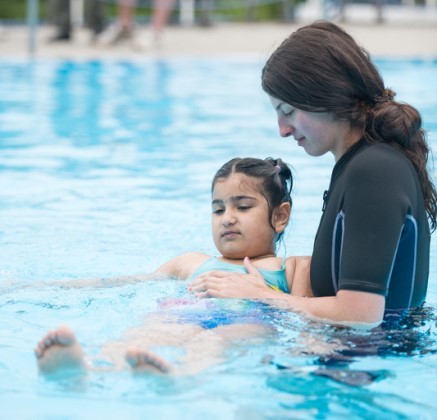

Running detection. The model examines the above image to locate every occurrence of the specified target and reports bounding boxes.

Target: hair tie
[374,88,395,103]
[275,165,281,174]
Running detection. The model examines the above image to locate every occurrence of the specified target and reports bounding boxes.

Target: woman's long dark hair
[262,20,437,231]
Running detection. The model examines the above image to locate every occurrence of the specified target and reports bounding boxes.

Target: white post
[179,0,195,26]
[27,0,38,55]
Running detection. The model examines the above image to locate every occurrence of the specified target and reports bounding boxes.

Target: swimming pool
[0,57,436,418]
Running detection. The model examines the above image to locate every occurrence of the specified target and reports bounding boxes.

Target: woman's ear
[273,202,291,233]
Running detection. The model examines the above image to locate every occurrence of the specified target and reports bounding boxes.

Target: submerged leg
[125,347,171,373]
[34,325,86,375]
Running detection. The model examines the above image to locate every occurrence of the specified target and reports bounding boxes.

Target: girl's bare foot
[125,347,171,373]
[35,325,85,375]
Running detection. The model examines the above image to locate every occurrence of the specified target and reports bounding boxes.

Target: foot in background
[130,30,162,51]
[48,32,71,42]
[96,24,134,45]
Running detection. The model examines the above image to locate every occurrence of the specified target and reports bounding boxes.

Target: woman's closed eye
[281,108,294,117]
[280,104,295,117]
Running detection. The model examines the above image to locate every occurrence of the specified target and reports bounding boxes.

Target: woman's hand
[188,257,278,299]
[189,257,385,326]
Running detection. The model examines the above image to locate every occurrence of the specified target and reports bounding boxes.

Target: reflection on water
[0,59,436,417]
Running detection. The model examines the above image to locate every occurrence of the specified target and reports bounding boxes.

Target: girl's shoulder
[155,252,211,280]
[179,252,212,265]
[252,256,285,271]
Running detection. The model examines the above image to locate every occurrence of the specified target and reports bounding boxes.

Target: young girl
[35,157,311,376]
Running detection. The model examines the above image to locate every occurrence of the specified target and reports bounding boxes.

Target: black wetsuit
[310,139,430,310]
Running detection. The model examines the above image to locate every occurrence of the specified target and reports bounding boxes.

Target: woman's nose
[278,116,294,138]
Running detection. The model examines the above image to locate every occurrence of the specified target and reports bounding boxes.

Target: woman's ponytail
[364,91,437,231]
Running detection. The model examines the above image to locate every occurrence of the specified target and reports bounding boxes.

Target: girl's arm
[190,257,385,326]
[284,256,313,297]
[51,272,167,289]
[53,252,210,288]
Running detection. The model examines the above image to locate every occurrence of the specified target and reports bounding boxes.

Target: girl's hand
[188,257,277,299]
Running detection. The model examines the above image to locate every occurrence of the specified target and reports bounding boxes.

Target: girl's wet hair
[262,20,437,231]
[212,157,293,242]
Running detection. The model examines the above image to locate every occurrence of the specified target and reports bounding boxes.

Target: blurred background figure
[48,0,71,41]
[49,0,106,42]
[98,0,175,49]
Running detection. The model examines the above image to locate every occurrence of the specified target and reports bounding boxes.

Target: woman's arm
[274,290,385,326]
[189,257,385,326]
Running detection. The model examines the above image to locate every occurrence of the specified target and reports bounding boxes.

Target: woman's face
[269,96,361,161]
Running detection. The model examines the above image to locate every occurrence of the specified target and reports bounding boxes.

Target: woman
[190,21,437,327]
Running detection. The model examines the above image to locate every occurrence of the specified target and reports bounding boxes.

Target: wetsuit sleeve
[338,150,415,295]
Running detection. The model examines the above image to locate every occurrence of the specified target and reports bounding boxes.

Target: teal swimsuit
[158,257,290,329]
[189,257,290,293]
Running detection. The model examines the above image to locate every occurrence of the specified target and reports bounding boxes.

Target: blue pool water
[0,57,436,418]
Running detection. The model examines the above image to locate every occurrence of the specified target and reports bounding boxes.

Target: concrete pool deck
[0,19,436,60]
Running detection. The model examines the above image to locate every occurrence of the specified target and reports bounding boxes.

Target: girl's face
[211,173,286,260]
[269,96,362,161]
